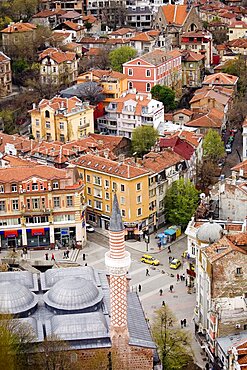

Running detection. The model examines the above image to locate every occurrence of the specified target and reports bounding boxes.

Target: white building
[97,91,164,138]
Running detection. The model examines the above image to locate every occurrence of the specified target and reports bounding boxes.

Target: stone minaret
[105,194,131,341]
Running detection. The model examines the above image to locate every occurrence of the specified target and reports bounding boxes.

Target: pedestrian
[146,268,150,276]
[183,318,187,327]
[83,253,86,261]
[181,319,183,328]
[51,253,55,261]
[157,241,161,250]
[45,252,49,261]
[63,251,66,259]
[138,284,142,293]
[66,250,70,258]
[162,301,165,307]
[180,274,183,281]
[177,274,180,281]
[168,246,171,253]
[185,278,188,286]
[182,273,185,281]
[159,289,163,296]
[169,285,173,293]
[85,263,87,266]
[169,256,172,263]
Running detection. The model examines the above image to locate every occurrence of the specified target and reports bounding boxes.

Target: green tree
[0,15,12,30]
[151,85,176,112]
[109,46,137,72]
[0,109,16,134]
[12,0,38,20]
[203,129,225,163]
[152,306,192,370]
[196,160,218,193]
[222,56,247,93]
[165,178,199,228]
[132,126,159,157]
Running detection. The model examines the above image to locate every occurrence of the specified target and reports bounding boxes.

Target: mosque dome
[0,281,38,315]
[196,221,223,244]
[44,277,103,312]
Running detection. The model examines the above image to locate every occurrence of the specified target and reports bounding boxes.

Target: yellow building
[30,96,94,142]
[77,69,128,106]
[0,164,87,249]
[74,154,150,240]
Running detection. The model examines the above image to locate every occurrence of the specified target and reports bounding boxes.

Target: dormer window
[45,110,50,118]
[11,184,17,192]
[32,183,38,191]
[53,182,59,189]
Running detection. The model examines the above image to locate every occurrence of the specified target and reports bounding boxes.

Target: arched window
[146,83,151,92]
[45,110,50,118]
[190,23,197,32]
[128,81,133,89]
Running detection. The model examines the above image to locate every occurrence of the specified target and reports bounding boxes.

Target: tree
[203,129,225,163]
[228,95,247,128]
[0,15,12,30]
[101,1,127,29]
[109,46,137,72]
[151,85,176,112]
[152,306,192,370]
[211,28,228,45]
[132,126,159,157]
[165,178,199,228]
[196,160,218,193]
[12,0,38,20]
[222,57,247,94]
[72,81,105,104]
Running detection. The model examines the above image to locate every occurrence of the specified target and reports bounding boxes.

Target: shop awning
[31,228,45,236]
[4,230,18,238]
[164,229,176,236]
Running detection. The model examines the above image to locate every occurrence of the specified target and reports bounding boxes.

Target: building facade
[123,49,182,94]
[0,22,37,54]
[0,51,12,97]
[180,30,213,68]
[30,96,94,142]
[0,165,86,249]
[97,91,164,137]
[181,50,204,88]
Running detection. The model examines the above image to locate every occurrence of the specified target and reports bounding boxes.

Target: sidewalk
[94,226,187,254]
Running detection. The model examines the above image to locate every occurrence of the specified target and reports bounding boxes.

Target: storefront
[100,215,110,230]
[0,230,22,249]
[27,228,50,248]
[54,227,76,247]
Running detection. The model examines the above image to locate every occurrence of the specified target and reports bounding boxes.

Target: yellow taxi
[169,258,181,270]
[141,254,160,266]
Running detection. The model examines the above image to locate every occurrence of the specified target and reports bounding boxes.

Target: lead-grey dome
[44,277,103,312]
[0,281,38,315]
[196,221,223,243]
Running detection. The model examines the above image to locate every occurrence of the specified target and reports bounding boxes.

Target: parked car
[225,144,232,154]
[141,254,160,266]
[86,223,95,233]
[169,258,181,270]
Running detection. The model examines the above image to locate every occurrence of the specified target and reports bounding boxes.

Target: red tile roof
[185,113,222,128]
[202,235,247,263]
[1,22,36,33]
[39,48,76,63]
[35,96,83,114]
[0,165,70,183]
[159,136,195,160]
[142,150,184,172]
[203,72,238,86]
[162,5,188,25]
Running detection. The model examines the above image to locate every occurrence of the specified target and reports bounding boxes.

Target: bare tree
[75,81,105,104]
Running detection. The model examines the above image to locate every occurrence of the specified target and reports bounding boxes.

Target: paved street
[0,230,204,368]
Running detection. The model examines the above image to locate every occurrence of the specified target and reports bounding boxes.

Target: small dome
[44,277,103,312]
[196,221,223,243]
[0,281,38,315]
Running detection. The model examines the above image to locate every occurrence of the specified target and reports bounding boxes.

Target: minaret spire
[105,194,131,341]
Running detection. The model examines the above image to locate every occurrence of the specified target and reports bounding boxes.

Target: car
[141,254,160,266]
[169,258,181,270]
[225,144,232,154]
[85,223,95,233]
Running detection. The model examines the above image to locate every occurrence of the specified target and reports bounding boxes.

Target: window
[88,199,92,207]
[11,184,17,192]
[26,199,30,210]
[53,197,60,208]
[46,133,51,141]
[105,180,109,188]
[105,192,110,200]
[94,188,102,198]
[87,187,91,195]
[128,81,133,89]
[35,119,39,126]
[236,267,242,275]
[66,196,73,207]
[53,182,59,189]
[112,182,117,191]
[36,131,40,139]
[120,184,125,192]
[146,83,151,92]
[45,110,50,118]
[32,183,38,191]
[121,209,126,217]
[120,196,125,205]
[60,134,65,142]
[137,207,142,216]
[60,122,64,130]
[0,200,5,211]
[41,197,45,208]
[94,200,102,210]
[136,182,141,191]
[105,204,110,212]
[40,184,44,191]
[53,67,56,73]
[93,175,101,186]
[0,185,4,193]
[128,68,133,76]
[146,69,151,77]
[32,198,40,209]
[46,121,50,129]
[137,195,142,203]
[86,175,90,183]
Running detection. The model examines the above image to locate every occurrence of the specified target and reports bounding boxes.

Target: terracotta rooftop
[110,27,135,36]
[229,38,247,48]
[159,137,194,160]
[32,96,84,114]
[62,20,84,30]
[181,49,204,62]
[1,155,39,168]
[228,232,247,247]
[0,165,70,183]
[59,10,82,19]
[142,150,184,173]
[190,88,230,106]
[229,20,247,27]
[86,48,102,56]
[203,72,239,86]
[231,159,247,177]
[201,235,247,263]
[73,154,150,179]
[0,51,10,62]
[78,69,127,81]
[82,15,97,23]
[107,93,161,115]
[130,32,155,42]
[124,48,181,67]
[32,9,65,18]
[174,108,193,117]
[39,48,76,63]
[166,130,203,148]
[161,4,188,25]
[182,30,212,38]
[1,22,36,33]
[185,113,222,128]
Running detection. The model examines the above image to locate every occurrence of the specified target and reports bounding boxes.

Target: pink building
[123,49,182,94]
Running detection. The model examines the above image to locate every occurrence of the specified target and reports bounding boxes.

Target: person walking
[138,284,142,293]
[177,274,180,281]
[45,252,49,261]
[51,253,55,261]
[181,319,183,328]
[183,318,187,327]
[157,240,161,250]
[169,285,174,293]
[162,301,165,307]
[146,268,150,276]
[83,253,86,261]
[168,246,171,253]
[85,263,87,266]
[159,289,163,296]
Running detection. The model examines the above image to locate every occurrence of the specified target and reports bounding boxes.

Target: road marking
[128,265,147,276]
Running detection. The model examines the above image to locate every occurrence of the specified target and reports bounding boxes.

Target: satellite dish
[200,193,206,199]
